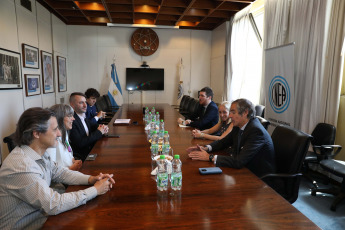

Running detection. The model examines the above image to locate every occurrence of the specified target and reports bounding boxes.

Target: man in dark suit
[177,87,219,130]
[69,92,109,161]
[85,88,106,125]
[187,98,275,177]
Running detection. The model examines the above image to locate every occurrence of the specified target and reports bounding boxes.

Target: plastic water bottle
[162,131,170,153]
[157,155,168,191]
[147,112,152,125]
[158,120,164,143]
[151,107,156,116]
[150,119,156,137]
[151,131,159,160]
[155,112,160,126]
[171,155,182,191]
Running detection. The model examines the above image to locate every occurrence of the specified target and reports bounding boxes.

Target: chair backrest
[188,99,200,120]
[179,95,189,110]
[255,105,265,117]
[256,116,270,130]
[272,125,312,174]
[103,95,113,108]
[3,133,16,153]
[271,125,312,203]
[182,97,193,111]
[311,123,336,146]
[95,96,108,112]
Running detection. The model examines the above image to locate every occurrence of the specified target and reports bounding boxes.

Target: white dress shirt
[0,146,97,230]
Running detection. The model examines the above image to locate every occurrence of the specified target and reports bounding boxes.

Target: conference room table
[43,104,318,229]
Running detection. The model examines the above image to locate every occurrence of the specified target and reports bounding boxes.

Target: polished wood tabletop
[43,104,318,229]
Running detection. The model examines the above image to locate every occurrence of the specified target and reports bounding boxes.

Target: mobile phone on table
[85,153,97,161]
[199,167,222,175]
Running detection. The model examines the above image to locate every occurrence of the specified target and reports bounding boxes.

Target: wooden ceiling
[36,0,254,30]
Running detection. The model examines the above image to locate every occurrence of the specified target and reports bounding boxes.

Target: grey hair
[49,104,74,148]
[232,98,255,119]
[15,107,55,146]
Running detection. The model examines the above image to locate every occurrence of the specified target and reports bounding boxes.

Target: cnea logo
[268,76,290,113]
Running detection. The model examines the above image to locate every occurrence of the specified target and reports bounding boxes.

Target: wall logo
[268,76,290,113]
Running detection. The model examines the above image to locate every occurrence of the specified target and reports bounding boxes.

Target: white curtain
[264,0,328,133]
[228,6,263,105]
[322,0,345,127]
[223,20,232,102]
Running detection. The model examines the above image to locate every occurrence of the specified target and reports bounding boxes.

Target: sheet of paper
[114,119,131,124]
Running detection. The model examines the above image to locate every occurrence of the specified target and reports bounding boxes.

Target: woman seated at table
[192,101,233,141]
[47,104,82,171]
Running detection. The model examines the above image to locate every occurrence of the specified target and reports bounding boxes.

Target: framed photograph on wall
[57,56,67,92]
[24,74,41,96]
[41,51,54,94]
[0,48,23,89]
[22,44,39,69]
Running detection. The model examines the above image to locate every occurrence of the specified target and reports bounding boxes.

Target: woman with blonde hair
[192,101,233,141]
[47,104,82,170]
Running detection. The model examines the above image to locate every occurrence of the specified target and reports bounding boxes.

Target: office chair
[3,133,16,153]
[103,95,120,112]
[179,96,194,117]
[256,116,270,130]
[173,95,189,110]
[255,105,265,118]
[261,125,312,204]
[303,123,342,188]
[311,159,345,211]
[185,99,199,120]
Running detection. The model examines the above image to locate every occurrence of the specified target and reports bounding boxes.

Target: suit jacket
[69,112,103,161]
[188,101,219,130]
[85,103,98,125]
[210,117,276,177]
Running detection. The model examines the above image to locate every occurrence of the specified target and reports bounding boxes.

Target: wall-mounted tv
[126,68,164,91]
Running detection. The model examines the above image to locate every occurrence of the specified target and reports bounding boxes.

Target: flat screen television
[126,68,164,91]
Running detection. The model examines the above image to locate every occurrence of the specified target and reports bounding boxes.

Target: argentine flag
[108,63,123,106]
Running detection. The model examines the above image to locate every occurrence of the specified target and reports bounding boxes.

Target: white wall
[67,26,213,105]
[0,0,68,160]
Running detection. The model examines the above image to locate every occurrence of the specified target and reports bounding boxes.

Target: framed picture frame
[41,51,54,94]
[24,74,41,96]
[0,48,23,89]
[57,56,67,92]
[22,44,39,69]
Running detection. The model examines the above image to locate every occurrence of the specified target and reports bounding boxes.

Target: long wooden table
[43,104,318,229]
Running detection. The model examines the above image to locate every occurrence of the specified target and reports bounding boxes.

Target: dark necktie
[237,130,243,153]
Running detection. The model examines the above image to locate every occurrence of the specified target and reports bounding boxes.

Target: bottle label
[157,173,168,187]
[171,172,182,187]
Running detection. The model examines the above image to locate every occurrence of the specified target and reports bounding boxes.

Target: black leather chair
[256,116,270,130]
[255,105,265,117]
[180,96,194,117]
[174,95,189,110]
[103,95,120,112]
[185,99,199,120]
[3,133,16,152]
[304,123,342,188]
[261,125,312,204]
[311,159,345,211]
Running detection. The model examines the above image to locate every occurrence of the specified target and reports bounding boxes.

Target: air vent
[21,0,32,12]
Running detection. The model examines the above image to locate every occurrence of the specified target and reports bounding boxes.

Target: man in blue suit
[187,98,276,177]
[69,92,109,161]
[85,88,106,125]
[178,87,219,130]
